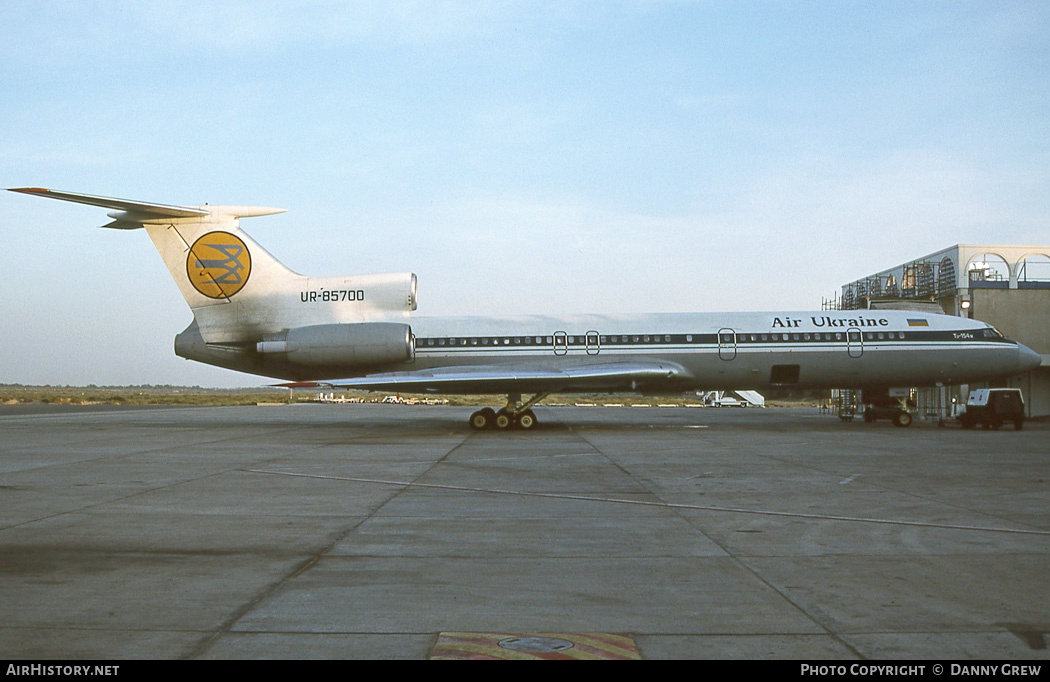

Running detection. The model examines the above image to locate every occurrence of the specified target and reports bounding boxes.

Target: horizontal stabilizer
[7,188,286,227]
[9,188,210,219]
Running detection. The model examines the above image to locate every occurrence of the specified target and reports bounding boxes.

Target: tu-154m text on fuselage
[10,188,1041,430]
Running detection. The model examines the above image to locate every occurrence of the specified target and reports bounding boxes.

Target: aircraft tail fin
[9,188,417,344]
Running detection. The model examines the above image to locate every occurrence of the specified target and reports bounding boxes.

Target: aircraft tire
[893,411,913,428]
[518,410,537,430]
[494,410,513,430]
[469,407,496,430]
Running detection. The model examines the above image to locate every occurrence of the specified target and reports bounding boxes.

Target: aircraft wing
[293,361,693,394]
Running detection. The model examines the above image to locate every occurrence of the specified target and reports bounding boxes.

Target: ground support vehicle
[958,388,1025,431]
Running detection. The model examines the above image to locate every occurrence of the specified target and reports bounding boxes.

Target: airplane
[10,187,1042,430]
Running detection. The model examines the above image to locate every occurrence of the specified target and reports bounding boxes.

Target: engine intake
[256,323,413,367]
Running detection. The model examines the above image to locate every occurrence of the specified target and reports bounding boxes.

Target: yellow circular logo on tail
[186,231,252,299]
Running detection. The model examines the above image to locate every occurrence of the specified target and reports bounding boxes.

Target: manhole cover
[498,636,575,653]
[430,632,641,659]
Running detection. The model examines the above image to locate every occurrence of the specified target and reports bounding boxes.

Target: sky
[1,1,1048,387]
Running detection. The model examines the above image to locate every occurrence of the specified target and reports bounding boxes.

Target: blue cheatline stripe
[415,343,1010,357]
[413,330,1012,351]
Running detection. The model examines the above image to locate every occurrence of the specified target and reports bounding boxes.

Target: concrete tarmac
[1,404,1048,660]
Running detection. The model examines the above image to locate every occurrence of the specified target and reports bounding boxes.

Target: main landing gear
[469,392,550,431]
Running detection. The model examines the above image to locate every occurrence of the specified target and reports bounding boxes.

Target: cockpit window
[983,327,1005,339]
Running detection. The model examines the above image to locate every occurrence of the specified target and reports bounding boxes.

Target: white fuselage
[400,310,1033,391]
[177,308,1039,392]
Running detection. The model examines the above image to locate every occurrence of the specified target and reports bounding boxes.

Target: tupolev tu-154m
[10,188,1041,430]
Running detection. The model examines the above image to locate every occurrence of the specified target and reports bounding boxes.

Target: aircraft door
[585,330,600,356]
[847,327,863,358]
[553,331,568,356]
[718,328,737,361]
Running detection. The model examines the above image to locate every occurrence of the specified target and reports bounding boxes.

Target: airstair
[702,390,765,407]
[734,390,765,407]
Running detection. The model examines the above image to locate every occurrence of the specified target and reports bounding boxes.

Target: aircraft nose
[1017,343,1042,372]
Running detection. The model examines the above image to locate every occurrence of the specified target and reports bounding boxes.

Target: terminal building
[830,244,1050,419]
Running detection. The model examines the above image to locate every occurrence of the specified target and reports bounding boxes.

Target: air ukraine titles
[772,316,890,329]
